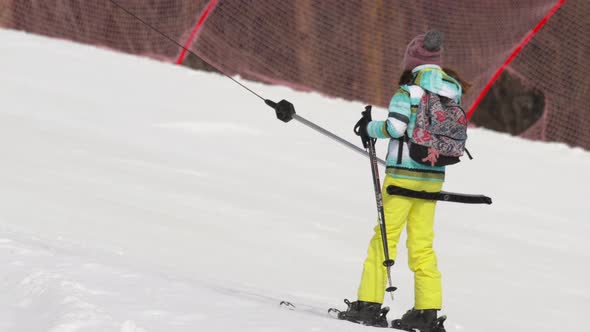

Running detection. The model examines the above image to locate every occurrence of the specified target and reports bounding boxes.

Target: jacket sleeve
[367,89,411,139]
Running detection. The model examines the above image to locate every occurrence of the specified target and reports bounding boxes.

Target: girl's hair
[398,68,471,94]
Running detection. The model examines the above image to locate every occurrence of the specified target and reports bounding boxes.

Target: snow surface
[0,29,589,332]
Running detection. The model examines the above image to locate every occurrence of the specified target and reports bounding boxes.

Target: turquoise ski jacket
[366,64,463,183]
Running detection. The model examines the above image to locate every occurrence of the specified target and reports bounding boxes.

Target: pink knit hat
[401,30,444,71]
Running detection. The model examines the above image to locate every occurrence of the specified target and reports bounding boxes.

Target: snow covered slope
[0,29,589,332]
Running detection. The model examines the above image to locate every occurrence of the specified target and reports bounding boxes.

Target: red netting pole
[176,0,219,64]
[467,0,566,119]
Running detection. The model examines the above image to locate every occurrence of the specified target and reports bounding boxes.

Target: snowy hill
[1,29,589,332]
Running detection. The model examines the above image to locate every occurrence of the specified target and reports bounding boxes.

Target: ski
[391,315,447,332]
[280,301,387,325]
[386,185,492,205]
[279,301,341,320]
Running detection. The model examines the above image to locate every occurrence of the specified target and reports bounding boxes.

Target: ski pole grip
[363,105,372,120]
[354,105,374,149]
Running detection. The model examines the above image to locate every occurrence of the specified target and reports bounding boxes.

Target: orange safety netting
[1,0,586,149]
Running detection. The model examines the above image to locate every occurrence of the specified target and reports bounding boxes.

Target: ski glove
[354,105,373,149]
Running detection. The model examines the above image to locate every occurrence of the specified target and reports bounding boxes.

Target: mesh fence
[1,0,587,149]
[513,0,590,148]
[1,0,209,60]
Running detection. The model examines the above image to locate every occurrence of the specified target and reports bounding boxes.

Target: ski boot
[333,299,389,327]
[391,308,447,332]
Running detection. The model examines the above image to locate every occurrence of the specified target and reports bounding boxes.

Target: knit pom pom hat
[401,30,444,71]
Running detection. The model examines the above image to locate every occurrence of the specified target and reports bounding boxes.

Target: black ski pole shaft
[364,107,396,299]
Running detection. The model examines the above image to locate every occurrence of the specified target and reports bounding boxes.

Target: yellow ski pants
[357,176,443,309]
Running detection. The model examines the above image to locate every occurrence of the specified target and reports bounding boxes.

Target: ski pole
[266,99,386,166]
[357,105,396,299]
[386,185,493,204]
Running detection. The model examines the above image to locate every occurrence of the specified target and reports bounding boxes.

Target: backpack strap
[394,87,415,165]
[394,83,424,165]
[397,135,404,165]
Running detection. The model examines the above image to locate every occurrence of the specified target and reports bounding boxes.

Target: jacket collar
[412,64,442,73]
[411,64,461,100]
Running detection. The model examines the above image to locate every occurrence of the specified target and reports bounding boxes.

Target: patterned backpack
[401,90,470,167]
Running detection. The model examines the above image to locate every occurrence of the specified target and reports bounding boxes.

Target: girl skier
[339,30,470,330]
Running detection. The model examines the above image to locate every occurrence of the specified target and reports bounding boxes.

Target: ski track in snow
[2,235,189,332]
[0,233,347,332]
